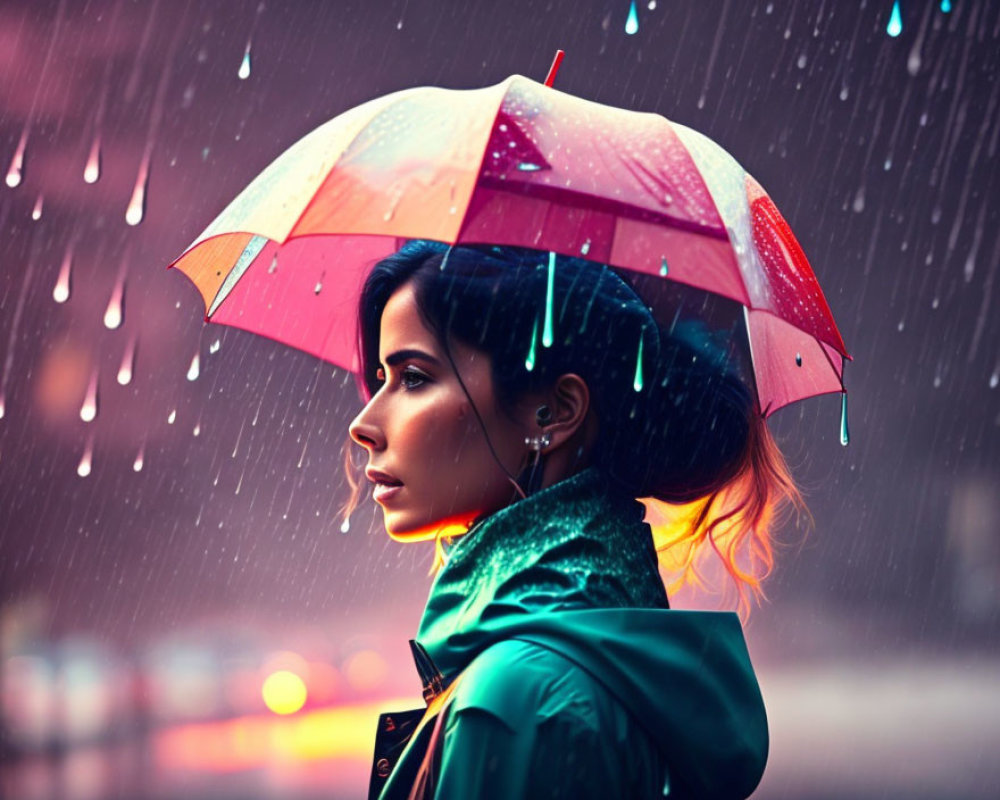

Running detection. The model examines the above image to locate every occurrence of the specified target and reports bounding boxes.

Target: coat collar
[413,465,669,684]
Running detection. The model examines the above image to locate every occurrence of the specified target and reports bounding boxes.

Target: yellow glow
[262,670,307,715]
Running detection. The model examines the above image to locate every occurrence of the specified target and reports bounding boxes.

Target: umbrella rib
[207,234,269,318]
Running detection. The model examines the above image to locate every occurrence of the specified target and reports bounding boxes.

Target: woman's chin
[382,510,477,543]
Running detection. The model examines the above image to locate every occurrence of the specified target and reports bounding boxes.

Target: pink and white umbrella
[169,67,850,422]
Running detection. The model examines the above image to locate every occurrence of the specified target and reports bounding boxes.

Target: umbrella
[168,59,851,428]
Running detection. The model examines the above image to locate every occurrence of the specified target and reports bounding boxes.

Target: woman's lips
[373,483,403,504]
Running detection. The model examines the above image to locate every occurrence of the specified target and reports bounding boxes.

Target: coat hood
[414,466,768,799]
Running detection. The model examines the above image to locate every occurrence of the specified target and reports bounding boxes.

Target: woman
[344,239,803,799]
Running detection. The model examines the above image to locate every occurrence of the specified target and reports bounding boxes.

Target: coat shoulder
[449,638,619,736]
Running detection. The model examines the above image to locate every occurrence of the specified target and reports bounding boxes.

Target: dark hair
[341,240,808,611]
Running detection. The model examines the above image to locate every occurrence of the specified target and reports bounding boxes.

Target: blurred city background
[1,1,998,798]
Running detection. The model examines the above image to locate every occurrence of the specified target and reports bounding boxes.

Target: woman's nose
[349,405,384,451]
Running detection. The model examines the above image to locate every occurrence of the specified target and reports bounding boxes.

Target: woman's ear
[540,373,591,452]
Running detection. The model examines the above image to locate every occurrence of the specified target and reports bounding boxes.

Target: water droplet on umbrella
[659,256,669,276]
[117,338,136,385]
[187,352,200,381]
[625,0,639,34]
[267,254,278,274]
[31,195,43,221]
[795,353,802,367]
[580,240,591,255]
[314,280,323,295]
[167,409,176,424]
[84,137,101,184]
[5,132,26,188]
[77,438,94,478]
[525,316,538,371]
[839,393,850,446]
[80,371,98,422]
[133,445,144,472]
[886,1,903,37]
[542,252,556,348]
[209,338,221,354]
[517,162,541,172]
[53,246,73,303]
[238,44,251,80]
[103,277,125,329]
[126,154,150,226]
[633,333,644,391]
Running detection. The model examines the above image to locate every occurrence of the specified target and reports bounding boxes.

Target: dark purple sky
[1,0,998,659]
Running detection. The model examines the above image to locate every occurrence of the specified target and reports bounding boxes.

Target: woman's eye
[400,368,427,389]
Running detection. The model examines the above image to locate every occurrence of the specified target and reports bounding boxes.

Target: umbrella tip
[543,49,565,87]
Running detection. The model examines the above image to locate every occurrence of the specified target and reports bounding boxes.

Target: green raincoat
[369,466,768,799]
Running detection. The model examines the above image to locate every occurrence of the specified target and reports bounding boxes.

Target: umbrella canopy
[168,73,850,417]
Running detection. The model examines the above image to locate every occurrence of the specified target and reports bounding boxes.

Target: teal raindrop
[525,315,538,371]
[887,1,903,37]
[839,392,850,446]
[543,251,555,348]
[625,0,639,34]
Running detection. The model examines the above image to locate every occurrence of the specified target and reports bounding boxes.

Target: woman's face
[348,281,530,540]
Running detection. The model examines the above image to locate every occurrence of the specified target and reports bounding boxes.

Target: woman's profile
[343,239,804,800]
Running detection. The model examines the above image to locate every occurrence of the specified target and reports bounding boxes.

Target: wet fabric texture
[371,465,768,800]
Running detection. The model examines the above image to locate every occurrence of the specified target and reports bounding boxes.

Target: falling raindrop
[133,445,144,473]
[633,333,644,391]
[167,409,177,424]
[795,353,803,367]
[117,339,136,385]
[989,372,999,389]
[625,0,639,34]
[126,153,150,226]
[852,187,865,213]
[886,1,903,37]
[193,422,201,437]
[647,0,656,8]
[238,43,251,80]
[53,245,73,303]
[839,85,849,101]
[542,252,556,348]
[84,136,101,183]
[80,372,98,422]
[77,438,94,478]
[839,393,850,446]
[186,352,200,381]
[209,338,221,354]
[525,316,538,371]
[103,278,125,330]
[5,132,26,188]
[314,280,323,295]
[659,256,669,277]
[267,254,278,274]
[340,515,351,533]
[31,195,43,221]
[0,393,5,420]
[940,0,951,12]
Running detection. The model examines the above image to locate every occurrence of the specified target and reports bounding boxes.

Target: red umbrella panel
[168,74,850,418]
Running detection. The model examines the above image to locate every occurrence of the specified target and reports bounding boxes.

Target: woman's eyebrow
[382,348,442,367]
